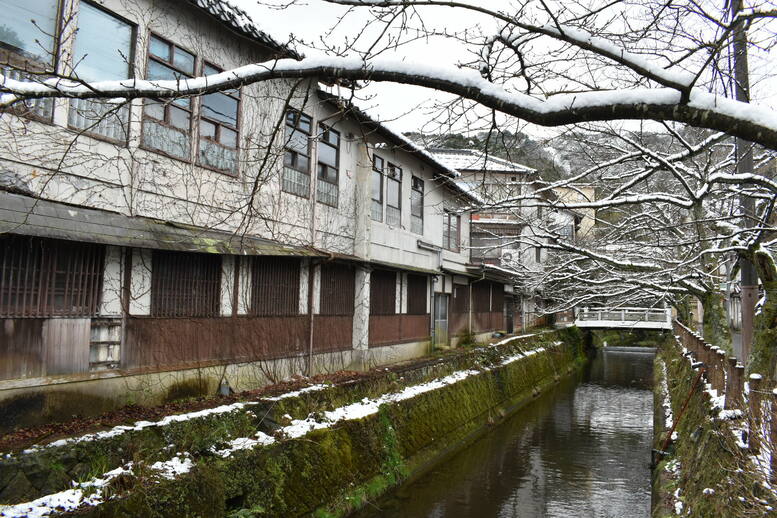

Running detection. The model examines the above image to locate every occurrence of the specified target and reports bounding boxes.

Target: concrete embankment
[0,328,585,518]
[652,334,775,517]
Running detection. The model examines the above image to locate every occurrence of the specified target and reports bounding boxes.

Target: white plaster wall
[299,259,309,314]
[237,258,251,316]
[129,248,152,315]
[221,256,236,316]
[100,246,123,316]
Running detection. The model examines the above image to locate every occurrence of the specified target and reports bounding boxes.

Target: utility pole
[730,0,757,363]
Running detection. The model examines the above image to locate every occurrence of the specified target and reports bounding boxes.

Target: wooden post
[749,374,763,453]
[716,349,727,393]
[770,389,777,484]
[725,357,742,409]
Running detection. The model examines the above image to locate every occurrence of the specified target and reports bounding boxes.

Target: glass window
[68,2,134,142]
[282,109,311,197]
[72,2,133,82]
[1,0,58,63]
[198,62,240,173]
[371,155,384,222]
[316,124,339,206]
[385,162,401,226]
[142,34,194,160]
[443,212,460,252]
[411,176,423,234]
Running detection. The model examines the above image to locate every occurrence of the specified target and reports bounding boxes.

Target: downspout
[307,110,319,376]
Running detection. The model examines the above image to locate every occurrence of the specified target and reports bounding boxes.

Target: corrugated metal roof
[428,148,535,174]
[188,0,301,59]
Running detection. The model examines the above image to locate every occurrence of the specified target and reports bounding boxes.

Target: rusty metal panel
[369,315,401,345]
[406,274,427,315]
[0,235,104,318]
[0,318,45,380]
[370,269,396,315]
[42,318,90,375]
[312,315,353,353]
[319,263,355,316]
[369,314,430,347]
[151,250,221,318]
[124,316,309,370]
[249,257,300,316]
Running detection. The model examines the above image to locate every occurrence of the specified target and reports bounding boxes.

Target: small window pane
[169,105,190,129]
[149,35,169,61]
[200,119,216,138]
[287,128,308,154]
[147,59,176,80]
[373,155,384,171]
[220,127,237,148]
[204,63,220,76]
[371,170,382,201]
[173,46,195,74]
[144,100,165,120]
[73,3,133,82]
[298,114,311,133]
[284,150,295,167]
[387,178,400,207]
[1,0,57,63]
[318,143,337,168]
[201,92,238,126]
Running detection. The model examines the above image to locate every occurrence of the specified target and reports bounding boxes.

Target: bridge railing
[673,320,777,483]
[577,307,671,325]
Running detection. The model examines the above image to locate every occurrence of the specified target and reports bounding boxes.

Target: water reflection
[352,349,654,518]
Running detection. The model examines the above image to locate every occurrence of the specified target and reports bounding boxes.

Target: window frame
[195,61,241,175]
[282,108,313,198]
[140,32,196,162]
[316,122,340,207]
[385,162,402,226]
[410,176,424,235]
[443,211,461,253]
[67,0,136,145]
[0,0,65,123]
[371,154,384,222]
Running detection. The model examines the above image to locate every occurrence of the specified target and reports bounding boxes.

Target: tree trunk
[700,291,732,355]
[748,249,777,379]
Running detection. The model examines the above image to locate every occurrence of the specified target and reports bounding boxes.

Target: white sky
[233,0,777,138]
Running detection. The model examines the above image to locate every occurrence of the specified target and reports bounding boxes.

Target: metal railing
[577,307,671,323]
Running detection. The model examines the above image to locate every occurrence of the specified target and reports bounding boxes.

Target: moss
[653,335,775,517]
[164,378,213,403]
[700,292,733,355]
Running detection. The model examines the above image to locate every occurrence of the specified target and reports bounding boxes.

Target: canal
[353,348,655,518]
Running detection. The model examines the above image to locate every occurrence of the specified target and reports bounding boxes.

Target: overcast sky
[232,0,777,138]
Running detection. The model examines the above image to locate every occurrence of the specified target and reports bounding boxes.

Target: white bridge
[574,307,672,330]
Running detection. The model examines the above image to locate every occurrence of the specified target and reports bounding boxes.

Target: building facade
[0,0,510,428]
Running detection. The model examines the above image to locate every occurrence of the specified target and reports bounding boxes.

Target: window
[370,270,396,315]
[535,246,542,263]
[411,176,424,234]
[317,124,339,207]
[443,211,460,252]
[142,35,195,160]
[385,162,402,226]
[282,109,312,197]
[558,224,575,242]
[249,257,299,316]
[0,0,59,119]
[198,63,240,174]
[319,263,355,316]
[151,250,221,317]
[0,235,104,317]
[371,155,384,221]
[406,274,428,315]
[68,2,134,142]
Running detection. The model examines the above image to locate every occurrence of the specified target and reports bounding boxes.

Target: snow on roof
[428,148,535,175]
[188,0,300,58]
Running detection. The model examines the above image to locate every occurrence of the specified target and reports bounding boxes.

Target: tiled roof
[428,148,534,174]
[188,0,301,58]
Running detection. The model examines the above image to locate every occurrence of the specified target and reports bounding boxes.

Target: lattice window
[319,263,355,316]
[371,155,384,222]
[249,256,300,316]
[411,176,424,235]
[443,212,460,252]
[406,274,428,315]
[317,124,339,207]
[385,162,402,227]
[151,250,221,317]
[0,235,104,317]
[198,63,240,174]
[370,269,396,315]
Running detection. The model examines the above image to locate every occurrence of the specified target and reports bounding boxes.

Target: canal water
[353,348,655,518]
